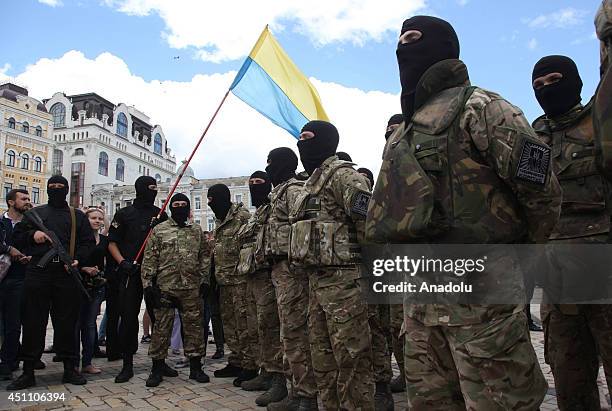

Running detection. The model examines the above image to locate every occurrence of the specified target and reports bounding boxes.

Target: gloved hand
[119,260,139,276]
[144,285,162,309]
[199,282,210,297]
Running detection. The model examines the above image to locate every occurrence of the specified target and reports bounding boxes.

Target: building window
[154,133,162,155]
[116,158,125,181]
[98,152,108,176]
[8,118,15,129]
[70,162,85,207]
[117,113,128,138]
[18,184,27,191]
[235,194,242,204]
[21,154,29,170]
[52,149,63,175]
[155,173,161,183]
[32,187,40,204]
[6,150,15,167]
[74,148,84,156]
[50,103,66,127]
[4,183,12,198]
[195,196,201,210]
[34,157,42,172]
[207,217,215,231]
[35,126,42,137]
[22,122,29,133]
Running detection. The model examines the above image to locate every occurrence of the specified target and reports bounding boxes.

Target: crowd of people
[0,1,611,410]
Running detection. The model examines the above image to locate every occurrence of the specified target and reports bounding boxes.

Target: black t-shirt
[108,202,167,263]
[83,234,109,272]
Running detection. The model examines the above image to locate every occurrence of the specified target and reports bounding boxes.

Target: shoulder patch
[111,219,120,228]
[515,139,551,185]
[351,191,371,217]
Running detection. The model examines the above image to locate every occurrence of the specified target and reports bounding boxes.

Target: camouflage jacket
[289,156,371,269]
[236,203,271,274]
[533,102,610,240]
[213,202,251,285]
[141,218,211,291]
[594,0,612,179]
[265,178,304,259]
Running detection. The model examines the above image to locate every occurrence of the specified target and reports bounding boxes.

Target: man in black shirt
[107,176,169,383]
[8,176,95,390]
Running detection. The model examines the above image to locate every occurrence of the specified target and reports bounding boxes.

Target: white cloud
[527,38,538,50]
[457,0,469,6]
[103,0,426,62]
[0,51,397,178]
[0,63,10,76]
[38,0,63,7]
[525,7,586,29]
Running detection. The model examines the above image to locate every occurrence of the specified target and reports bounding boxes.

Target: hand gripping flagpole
[127,89,231,288]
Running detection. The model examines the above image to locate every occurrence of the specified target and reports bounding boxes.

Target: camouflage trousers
[367,304,392,384]
[247,269,283,373]
[404,311,547,411]
[149,288,205,360]
[219,282,258,370]
[308,267,375,410]
[271,260,317,398]
[389,303,404,376]
[542,304,612,411]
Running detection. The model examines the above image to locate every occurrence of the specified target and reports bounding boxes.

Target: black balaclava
[532,55,583,118]
[336,152,352,162]
[385,113,404,140]
[47,175,69,208]
[397,16,460,123]
[207,184,231,221]
[266,147,298,186]
[135,176,158,206]
[249,171,272,208]
[357,167,374,187]
[170,193,190,227]
[297,120,340,175]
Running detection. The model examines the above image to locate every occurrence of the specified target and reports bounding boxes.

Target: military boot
[390,373,406,393]
[62,360,87,385]
[114,355,134,383]
[6,362,35,391]
[256,372,288,406]
[214,363,242,378]
[161,361,178,377]
[374,382,394,411]
[266,391,300,411]
[146,359,164,387]
[188,356,210,383]
[241,368,272,391]
[233,368,258,387]
[297,396,319,411]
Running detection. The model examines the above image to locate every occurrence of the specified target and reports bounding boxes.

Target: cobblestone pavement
[0,304,610,410]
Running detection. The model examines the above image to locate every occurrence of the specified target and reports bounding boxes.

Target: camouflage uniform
[594,0,612,179]
[290,157,375,410]
[213,202,258,370]
[533,104,612,410]
[389,304,404,379]
[265,178,317,398]
[236,203,283,374]
[367,59,562,410]
[141,219,210,360]
[368,304,392,385]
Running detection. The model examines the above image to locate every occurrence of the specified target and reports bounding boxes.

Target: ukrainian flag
[230,26,329,138]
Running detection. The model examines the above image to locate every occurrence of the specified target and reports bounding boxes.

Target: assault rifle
[28,209,92,301]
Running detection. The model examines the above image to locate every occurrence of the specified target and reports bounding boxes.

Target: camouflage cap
[595,0,612,42]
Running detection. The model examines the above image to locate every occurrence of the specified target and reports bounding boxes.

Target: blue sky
[0,0,604,177]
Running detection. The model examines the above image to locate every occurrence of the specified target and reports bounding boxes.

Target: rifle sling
[69,206,76,259]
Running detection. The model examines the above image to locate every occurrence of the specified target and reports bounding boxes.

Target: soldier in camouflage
[141,193,210,387]
[367,16,562,410]
[236,171,288,407]
[594,0,612,179]
[208,184,259,387]
[532,55,612,411]
[290,121,375,410]
[263,147,318,411]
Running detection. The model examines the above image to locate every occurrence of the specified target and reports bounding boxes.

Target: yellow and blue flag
[230,26,329,138]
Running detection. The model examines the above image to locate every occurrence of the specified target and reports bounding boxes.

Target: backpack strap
[69,206,76,259]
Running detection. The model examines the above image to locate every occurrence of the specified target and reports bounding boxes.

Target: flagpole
[127,89,231,287]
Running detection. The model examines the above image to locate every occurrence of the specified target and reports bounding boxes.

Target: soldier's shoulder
[332,165,370,191]
[237,205,252,221]
[596,0,612,41]
[464,87,504,111]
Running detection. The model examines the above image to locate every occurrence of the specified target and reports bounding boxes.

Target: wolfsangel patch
[351,191,371,217]
[515,139,551,185]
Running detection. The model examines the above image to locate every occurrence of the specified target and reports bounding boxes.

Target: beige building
[0,83,53,206]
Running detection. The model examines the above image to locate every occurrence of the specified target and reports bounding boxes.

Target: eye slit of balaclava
[385,113,404,140]
[207,184,231,221]
[297,120,340,175]
[249,171,272,208]
[135,176,158,205]
[532,55,583,118]
[170,193,190,227]
[47,175,69,208]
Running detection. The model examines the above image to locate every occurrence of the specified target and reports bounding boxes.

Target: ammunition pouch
[289,220,361,267]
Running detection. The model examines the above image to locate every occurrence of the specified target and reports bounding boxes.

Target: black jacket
[0,216,26,280]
